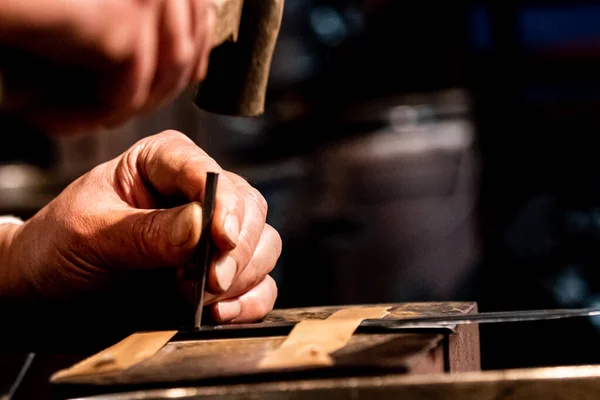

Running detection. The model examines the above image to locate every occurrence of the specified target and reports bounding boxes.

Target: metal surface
[171,307,600,340]
[369,307,600,328]
[1,352,35,400]
[185,172,219,329]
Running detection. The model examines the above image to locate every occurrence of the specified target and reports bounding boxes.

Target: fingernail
[171,203,201,247]
[224,214,240,246]
[217,300,241,322]
[215,256,237,292]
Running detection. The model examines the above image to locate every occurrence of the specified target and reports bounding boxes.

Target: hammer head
[194,0,285,117]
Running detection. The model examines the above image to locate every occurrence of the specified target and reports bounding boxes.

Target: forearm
[0,216,52,350]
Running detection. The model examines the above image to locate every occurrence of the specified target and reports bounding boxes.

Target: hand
[0,0,215,134]
[4,130,280,333]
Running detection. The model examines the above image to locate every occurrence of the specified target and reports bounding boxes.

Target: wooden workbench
[45,302,600,399]
[50,302,479,398]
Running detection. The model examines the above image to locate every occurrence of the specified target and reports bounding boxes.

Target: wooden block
[263,302,480,373]
[50,302,480,399]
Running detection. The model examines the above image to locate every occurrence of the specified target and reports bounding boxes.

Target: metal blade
[360,307,600,328]
[172,307,600,341]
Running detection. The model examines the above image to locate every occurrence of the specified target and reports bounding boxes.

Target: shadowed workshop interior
[3,0,600,387]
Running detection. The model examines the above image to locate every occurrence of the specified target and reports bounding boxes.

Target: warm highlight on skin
[0,131,281,330]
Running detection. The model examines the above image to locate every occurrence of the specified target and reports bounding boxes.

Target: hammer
[197,0,285,117]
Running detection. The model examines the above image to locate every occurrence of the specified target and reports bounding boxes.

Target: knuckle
[135,139,162,178]
[235,231,254,270]
[114,157,141,203]
[266,275,278,301]
[86,12,135,63]
[247,187,268,218]
[98,4,148,59]
[253,277,277,316]
[246,264,262,290]
[96,28,132,62]
[264,225,282,258]
[157,130,195,144]
[177,154,219,194]
[171,40,195,70]
[225,171,247,186]
[139,131,193,162]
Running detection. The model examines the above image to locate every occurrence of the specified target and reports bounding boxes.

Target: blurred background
[3,0,600,371]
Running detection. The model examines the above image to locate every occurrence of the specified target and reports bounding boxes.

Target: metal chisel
[184,172,219,330]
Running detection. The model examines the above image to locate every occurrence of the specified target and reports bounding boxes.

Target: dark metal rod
[4,352,35,400]
[192,172,219,329]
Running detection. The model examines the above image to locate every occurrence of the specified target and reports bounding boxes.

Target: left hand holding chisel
[0,130,281,335]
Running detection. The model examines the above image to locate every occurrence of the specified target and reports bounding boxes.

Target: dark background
[3,0,600,379]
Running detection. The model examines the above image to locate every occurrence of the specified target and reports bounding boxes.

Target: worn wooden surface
[51,302,479,399]
[68,365,600,400]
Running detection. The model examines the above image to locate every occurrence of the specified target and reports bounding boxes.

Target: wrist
[0,216,25,299]
[0,216,46,349]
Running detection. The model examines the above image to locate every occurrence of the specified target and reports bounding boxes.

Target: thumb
[109,202,203,269]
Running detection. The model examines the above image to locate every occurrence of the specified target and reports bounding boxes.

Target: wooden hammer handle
[195,0,285,117]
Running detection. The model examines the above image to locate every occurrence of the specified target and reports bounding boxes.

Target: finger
[132,3,161,109]
[99,1,162,129]
[210,275,278,323]
[132,130,244,251]
[206,174,269,294]
[179,224,280,307]
[207,223,280,300]
[191,0,215,82]
[101,202,202,270]
[142,0,195,112]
